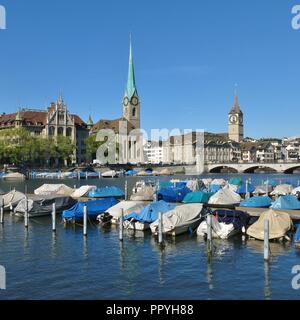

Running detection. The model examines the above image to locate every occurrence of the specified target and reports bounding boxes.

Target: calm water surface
[0,174,300,300]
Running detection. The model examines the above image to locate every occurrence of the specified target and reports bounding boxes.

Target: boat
[130,186,155,201]
[157,186,192,203]
[14,195,77,218]
[270,184,293,196]
[183,191,214,204]
[87,186,125,199]
[34,184,74,196]
[97,200,147,225]
[125,169,138,176]
[228,177,243,186]
[295,224,300,248]
[186,179,205,192]
[254,185,273,195]
[3,172,26,181]
[150,203,203,236]
[158,168,174,176]
[209,184,222,193]
[211,179,227,186]
[0,190,26,210]
[236,183,255,195]
[62,198,119,222]
[124,200,176,231]
[292,186,300,197]
[71,185,97,198]
[208,186,241,206]
[101,170,118,178]
[240,196,272,208]
[197,210,250,239]
[246,209,293,241]
[271,195,300,210]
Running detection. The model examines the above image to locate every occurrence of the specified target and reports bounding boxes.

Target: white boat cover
[150,204,203,233]
[0,190,26,208]
[102,170,117,177]
[197,216,235,240]
[211,179,227,186]
[137,170,150,176]
[270,184,293,196]
[292,186,300,196]
[202,178,212,187]
[186,180,200,192]
[254,185,273,195]
[208,186,241,205]
[130,186,155,201]
[34,184,74,196]
[159,168,173,176]
[4,173,26,180]
[105,201,147,218]
[71,185,96,198]
[246,209,293,240]
[228,184,238,192]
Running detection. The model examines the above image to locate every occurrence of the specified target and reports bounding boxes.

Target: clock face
[230,115,237,124]
[131,97,139,106]
[123,97,129,106]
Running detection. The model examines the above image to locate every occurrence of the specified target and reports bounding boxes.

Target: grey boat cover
[71,185,96,198]
[0,190,26,209]
[246,209,293,240]
[150,204,203,234]
[130,186,155,201]
[105,201,147,218]
[270,184,293,196]
[15,195,77,217]
[208,186,241,205]
[34,184,74,196]
[254,185,273,195]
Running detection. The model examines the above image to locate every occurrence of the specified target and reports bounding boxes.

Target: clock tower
[123,38,140,129]
[228,95,244,143]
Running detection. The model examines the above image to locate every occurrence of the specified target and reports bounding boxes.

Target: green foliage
[0,128,75,165]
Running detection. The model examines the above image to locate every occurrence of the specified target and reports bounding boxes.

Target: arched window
[58,127,64,135]
[132,108,136,117]
[49,126,55,136]
[66,127,72,137]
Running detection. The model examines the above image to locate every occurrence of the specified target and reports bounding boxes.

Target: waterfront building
[0,96,89,164]
[143,140,164,164]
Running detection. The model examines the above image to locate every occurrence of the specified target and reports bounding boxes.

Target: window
[66,127,72,137]
[132,108,136,117]
[49,126,55,136]
[58,127,64,135]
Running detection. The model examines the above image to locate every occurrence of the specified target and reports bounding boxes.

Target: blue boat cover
[124,200,176,223]
[157,186,192,203]
[62,198,119,221]
[271,195,300,210]
[213,210,251,230]
[210,184,222,193]
[237,183,255,194]
[88,186,125,198]
[240,196,272,208]
[295,224,300,243]
[229,177,243,186]
[183,192,214,204]
[126,170,138,176]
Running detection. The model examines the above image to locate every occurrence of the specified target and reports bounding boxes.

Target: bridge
[205,162,300,174]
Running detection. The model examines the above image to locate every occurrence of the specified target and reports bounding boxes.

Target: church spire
[126,35,137,100]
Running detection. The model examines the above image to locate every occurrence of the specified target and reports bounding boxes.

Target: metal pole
[86,172,88,180]
[0,198,4,225]
[99,172,101,180]
[52,203,56,233]
[119,209,124,242]
[158,212,163,244]
[266,182,269,195]
[207,213,212,254]
[83,205,88,237]
[264,219,270,261]
[78,171,80,181]
[125,180,128,201]
[25,197,29,229]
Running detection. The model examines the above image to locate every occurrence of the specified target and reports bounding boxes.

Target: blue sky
[0,0,299,138]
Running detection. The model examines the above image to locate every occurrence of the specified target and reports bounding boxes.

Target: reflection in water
[207,259,214,290]
[119,241,125,272]
[158,247,166,286]
[247,239,291,259]
[264,262,272,300]
[83,236,88,258]
[51,232,57,258]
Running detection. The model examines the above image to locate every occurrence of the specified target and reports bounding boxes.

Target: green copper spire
[15,110,23,121]
[87,115,94,126]
[126,36,137,100]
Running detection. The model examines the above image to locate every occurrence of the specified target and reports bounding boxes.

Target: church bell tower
[228,94,244,143]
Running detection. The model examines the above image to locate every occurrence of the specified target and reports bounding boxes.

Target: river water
[0,174,300,300]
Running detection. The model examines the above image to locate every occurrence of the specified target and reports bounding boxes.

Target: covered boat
[271,195,300,210]
[270,184,293,196]
[158,168,174,176]
[0,190,26,210]
[150,204,203,236]
[229,177,243,186]
[130,186,155,201]
[210,184,222,193]
[15,195,77,218]
[97,201,147,224]
[124,201,176,231]
[101,170,118,178]
[157,186,192,203]
[3,172,26,181]
[197,210,250,239]
[125,170,138,176]
[292,186,300,196]
[183,191,214,204]
[295,224,300,247]
[246,209,293,240]
[62,197,118,222]
[186,179,205,192]
[240,196,272,208]
[211,179,227,186]
[254,185,273,195]
[236,183,255,194]
[88,186,125,198]
[71,185,97,198]
[208,186,241,206]
[34,184,74,196]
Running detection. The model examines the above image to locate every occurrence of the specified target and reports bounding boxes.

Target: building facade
[228,95,244,143]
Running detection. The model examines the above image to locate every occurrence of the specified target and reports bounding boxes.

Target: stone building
[0,96,89,164]
[228,95,244,143]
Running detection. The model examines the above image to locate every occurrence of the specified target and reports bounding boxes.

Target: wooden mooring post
[264,219,270,262]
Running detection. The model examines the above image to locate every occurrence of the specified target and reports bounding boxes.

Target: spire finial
[234,83,238,97]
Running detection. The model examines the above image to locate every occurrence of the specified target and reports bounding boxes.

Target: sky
[0,0,299,139]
